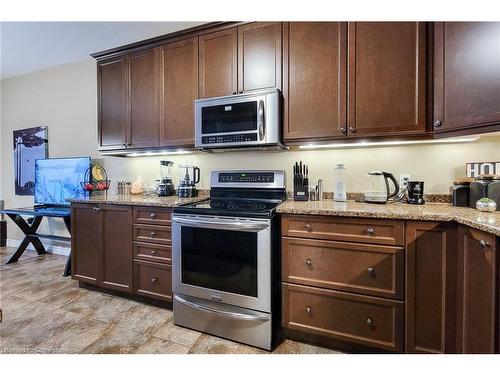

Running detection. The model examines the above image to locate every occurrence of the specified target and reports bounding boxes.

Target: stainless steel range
[171,170,286,350]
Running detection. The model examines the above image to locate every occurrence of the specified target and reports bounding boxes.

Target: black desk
[1,206,72,277]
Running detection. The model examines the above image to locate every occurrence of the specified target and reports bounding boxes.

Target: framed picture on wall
[13,126,48,196]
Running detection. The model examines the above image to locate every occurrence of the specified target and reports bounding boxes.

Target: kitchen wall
[1,58,500,246]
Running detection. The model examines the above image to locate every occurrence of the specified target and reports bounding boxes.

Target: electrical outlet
[399,174,411,191]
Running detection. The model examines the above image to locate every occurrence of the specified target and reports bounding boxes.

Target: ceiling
[0,21,206,79]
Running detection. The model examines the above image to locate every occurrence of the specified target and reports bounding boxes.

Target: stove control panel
[218,172,275,183]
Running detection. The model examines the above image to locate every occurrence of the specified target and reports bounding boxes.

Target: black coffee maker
[407,181,425,205]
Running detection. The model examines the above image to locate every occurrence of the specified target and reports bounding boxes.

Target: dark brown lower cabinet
[101,205,133,292]
[457,226,498,354]
[71,204,102,285]
[72,204,133,292]
[405,221,457,353]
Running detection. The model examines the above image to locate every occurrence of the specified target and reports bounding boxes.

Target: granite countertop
[68,194,208,208]
[277,199,500,237]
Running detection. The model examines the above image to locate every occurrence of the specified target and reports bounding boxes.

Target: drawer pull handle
[305,258,313,266]
[150,213,156,219]
[304,223,312,232]
[367,267,375,276]
[150,232,156,237]
[366,227,375,235]
[151,277,158,283]
[151,250,157,255]
[306,306,312,314]
[366,317,373,326]
[480,240,490,248]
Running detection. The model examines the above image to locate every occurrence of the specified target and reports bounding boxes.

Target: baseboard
[6,239,70,257]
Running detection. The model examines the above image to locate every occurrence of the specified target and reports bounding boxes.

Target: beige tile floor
[0,246,339,354]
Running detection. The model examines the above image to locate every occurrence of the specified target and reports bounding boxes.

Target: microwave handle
[258,99,265,141]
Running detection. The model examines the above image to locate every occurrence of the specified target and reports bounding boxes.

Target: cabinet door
[101,205,133,293]
[128,49,160,148]
[405,221,457,354]
[283,22,347,141]
[348,22,427,136]
[237,22,282,93]
[71,204,102,285]
[98,56,128,150]
[160,37,198,147]
[199,28,238,98]
[457,226,497,353]
[434,22,500,133]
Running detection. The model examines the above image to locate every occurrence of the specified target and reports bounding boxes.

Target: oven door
[172,214,271,313]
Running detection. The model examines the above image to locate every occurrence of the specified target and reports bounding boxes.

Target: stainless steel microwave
[194,89,282,150]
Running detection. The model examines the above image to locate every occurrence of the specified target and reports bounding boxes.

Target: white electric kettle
[364,171,400,203]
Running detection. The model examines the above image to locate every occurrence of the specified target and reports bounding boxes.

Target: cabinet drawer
[282,237,403,299]
[134,241,171,264]
[133,224,171,245]
[282,215,404,246]
[282,283,404,352]
[133,260,172,301]
[133,207,171,225]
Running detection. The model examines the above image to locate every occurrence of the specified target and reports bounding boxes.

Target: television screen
[34,157,91,206]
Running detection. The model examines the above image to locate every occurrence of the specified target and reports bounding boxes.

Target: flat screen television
[34,157,91,206]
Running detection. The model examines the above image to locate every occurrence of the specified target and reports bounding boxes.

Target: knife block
[293,185,309,201]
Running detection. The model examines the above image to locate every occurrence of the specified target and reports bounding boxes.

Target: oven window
[202,101,257,134]
[181,227,258,297]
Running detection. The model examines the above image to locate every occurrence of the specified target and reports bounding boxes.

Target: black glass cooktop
[173,198,282,218]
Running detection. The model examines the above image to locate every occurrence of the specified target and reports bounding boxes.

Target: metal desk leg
[6,214,45,264]
[63,215,71,277]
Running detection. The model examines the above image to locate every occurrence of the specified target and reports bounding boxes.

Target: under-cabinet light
[298,136,480,150]
[126,150,192,157]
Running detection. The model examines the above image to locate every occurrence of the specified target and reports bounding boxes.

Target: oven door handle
[172,217,269,232]
[174,294,270,321]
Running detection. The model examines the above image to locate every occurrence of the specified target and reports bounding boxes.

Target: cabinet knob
[305,258,313,266]
[151,277,158,283]
[306,306,312,314]
[150,232,156,237]
[367,267,375,276]
[232,91,237,95]
[150,213,156,219]
[349,126,356,133]
[239,90,244,94]
[366,317,373,326]
[304,223,312,232]
[151,250,157,255]
[480,240,490,248]
[340,127,347,134]
[93,207,101,211]
[366,227,375,235]
[433,120,442,127]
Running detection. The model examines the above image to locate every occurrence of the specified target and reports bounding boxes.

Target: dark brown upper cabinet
[98,50,160,151]
[199,22,282,98]
[238,22,282,93]
[347,22,427,137]
[433,22,500,134]
[283,22,347,141]
[456,226,498,354]
[160,37,198,147]
[199,28,238,98]
[98,56,128,150]
[128,49,160,149]
[405,221,457,354]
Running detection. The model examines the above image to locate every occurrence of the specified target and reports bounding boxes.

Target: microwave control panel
[218,172,275,183]
[202,133,258,144]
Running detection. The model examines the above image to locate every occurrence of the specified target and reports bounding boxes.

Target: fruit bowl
[81,165,111,193]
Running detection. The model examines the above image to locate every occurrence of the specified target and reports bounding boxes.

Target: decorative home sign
[466,161,500,178]
[13,126,48,195]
